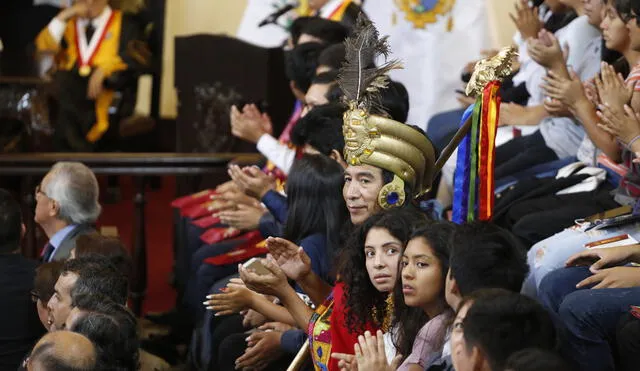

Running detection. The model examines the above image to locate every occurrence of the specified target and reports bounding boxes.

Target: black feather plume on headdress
[338,14,403,116]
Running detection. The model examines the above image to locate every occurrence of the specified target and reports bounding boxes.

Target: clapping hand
[333,330,403,371]
[542,69,586,110]
[266,237,312,281]
[595,62,635,110]
[216,204,267,231]
[228,165,276,199]
[596,103,640,144]
[528,29,566,71]
[230,104,272,144]
[239,255,290,297]
[509,0,542,40]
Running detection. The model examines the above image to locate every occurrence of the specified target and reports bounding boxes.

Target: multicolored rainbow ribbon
[452,81,501,223]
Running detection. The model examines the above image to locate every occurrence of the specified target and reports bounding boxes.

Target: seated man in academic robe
[35,0,146,152]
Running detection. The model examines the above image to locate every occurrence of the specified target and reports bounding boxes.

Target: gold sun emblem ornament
[395,0,456,29]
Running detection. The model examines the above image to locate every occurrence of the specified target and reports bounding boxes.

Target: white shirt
[47,5,112,46]
[256,134,296,175]
[364,0,490,129]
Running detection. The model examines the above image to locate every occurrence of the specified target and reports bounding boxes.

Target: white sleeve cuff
[47,18,67,44]
[256,134,297,175]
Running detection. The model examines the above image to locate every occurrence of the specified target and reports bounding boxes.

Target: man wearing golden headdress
[35,0,145,151]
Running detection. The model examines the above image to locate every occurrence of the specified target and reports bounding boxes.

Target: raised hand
[266,237,312,281]
[228,164,276,199]
[509,0,542,40]
[352,330,402,371]
[217,204,267,231]
[542,69,586,110]
[527,30,566,71]
[595,62,635,110]
[243,104,273,135]
[57,2,90,21]
[230,104,271,144]
[596,103,640,144]
[239,255,290,297]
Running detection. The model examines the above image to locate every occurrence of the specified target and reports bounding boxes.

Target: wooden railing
[0,152,262,315]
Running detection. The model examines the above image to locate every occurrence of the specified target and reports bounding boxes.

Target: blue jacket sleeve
[258,212,284,239]
[280,329,307,355]
[261,190,288,224]
[298,234,329,284]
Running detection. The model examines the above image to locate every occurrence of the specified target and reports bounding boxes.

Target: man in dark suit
[35,162,100,262]
[0,189,45,369]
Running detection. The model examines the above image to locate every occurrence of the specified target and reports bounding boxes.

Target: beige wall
[160,0,247,117]
[160,0,518,118]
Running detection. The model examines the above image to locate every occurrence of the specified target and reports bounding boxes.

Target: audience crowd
[3,0,640,370]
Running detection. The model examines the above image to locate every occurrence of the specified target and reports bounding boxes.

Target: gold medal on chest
[79,65,92,77]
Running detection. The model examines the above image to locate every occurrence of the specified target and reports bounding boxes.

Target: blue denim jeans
[538,266,640,371]
[522,222,640,297]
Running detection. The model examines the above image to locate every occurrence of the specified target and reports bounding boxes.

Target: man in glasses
[0,189,44,369]
[35,162,100,262]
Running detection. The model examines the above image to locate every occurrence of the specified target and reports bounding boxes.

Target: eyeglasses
[34,184,48,198]
[30,290,40,303]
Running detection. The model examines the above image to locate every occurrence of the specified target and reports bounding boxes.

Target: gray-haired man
[35,162,100,262]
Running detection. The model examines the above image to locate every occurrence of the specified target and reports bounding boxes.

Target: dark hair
[30,341,96,371]
[284,154,347,261]
[74,233,133,280]
[0,188,22,253]
[290,102,346,155]
[339,208,429,333]
[285,42,327,92]
[62,257,129,305]
[504,348,571,371]
[392,222,455,363]
[317,43,346,70]
[462,290,557,371]
[614,0,632,22]
[290,17,349,46]
[449,222,528,296]
[70,293,139,371]
[34,261,65,303]
[380,81,410,123]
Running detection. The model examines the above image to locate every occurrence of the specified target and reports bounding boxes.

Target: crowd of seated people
[4,0,640,371]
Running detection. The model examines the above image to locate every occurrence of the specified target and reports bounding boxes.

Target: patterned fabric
[308,294,335,371]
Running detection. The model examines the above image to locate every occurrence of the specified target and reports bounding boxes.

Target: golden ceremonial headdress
[339,16,436,209]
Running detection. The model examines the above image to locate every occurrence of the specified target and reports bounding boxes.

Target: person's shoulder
[300,233,327,249]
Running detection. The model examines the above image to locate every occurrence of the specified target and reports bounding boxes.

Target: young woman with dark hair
[392,222,454,370]
[203,154,348,371]
[238,208,429,371]
[339,209,429,335]
[335,222,455,371]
